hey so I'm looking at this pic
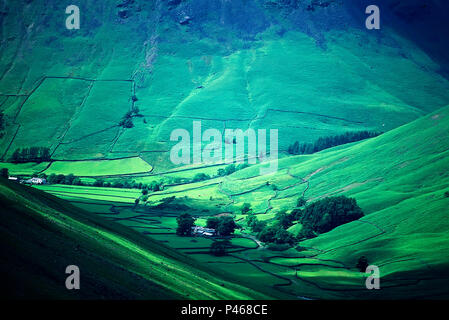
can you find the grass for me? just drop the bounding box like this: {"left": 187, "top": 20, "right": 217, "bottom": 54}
{"left": 2, "top": 5, "right": 449, "bottom": 170}
{"left": 0, "top": 178, "right": 273, "bottom": 299}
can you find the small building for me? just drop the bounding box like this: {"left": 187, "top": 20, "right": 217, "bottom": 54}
{"left": 8, "top": 176, "right": 18, "bottom": 181}
{"left": 179, "top": 15, "right": 191, "bottom": 25}
{"left": 191, "top": 226, "right": 216, "bottom": 237}
{"left": 25, "top": 177, "right": 47, "bottom": 185}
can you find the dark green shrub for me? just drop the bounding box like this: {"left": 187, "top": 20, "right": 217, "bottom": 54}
{"left": 0, "top": 168, "right": 8, "bottom": 178}
{"left": 210, "top": 240, "right": 231, "bottom": 256}
{"left": 176, "top": 213, "right": 195, "bottom": 236}
{"left": 299, "top": 196, "right": 364, "bottom": 234}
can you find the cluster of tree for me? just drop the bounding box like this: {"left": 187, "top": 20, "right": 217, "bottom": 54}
{"left": 217, "top": 163, "right": 249, "bottom": 177}
{"left": 259, "top": 209, "right": 296, "bottom": 246}
{"left": 145, "top": 180, "right": 164, "bottom": 191}
{"left": 92, "top": 178, "right": 163, "bottom": 190}
{"left": 258, "top": 224, "right": 296, "bottom": 246}
{"left": 47, "top": 173, "right": 81, "bottom": 185}
{"left": 192, "top": 173, "right": 210, "bottom": 182}
{"left": 244, "top": 195, "right": 363, "bottom": 248}
{"left": 206, "top": 216, "right": 238, "bottom": 236}
{"left": 287, "top": 131, "right": 381, "bottom": 155}
{"left": 241, "top": 202, "right": 252, "bottom": 215}
{"left": 356, "top": 256, "right": 369, "bottom": 272}
{"left": 45, "top": 173, "right": 164, "bottom": 191}
{"left": 176, "top": 213, "right": 195, "bottom": 236}
{"left": 119, "top": 106, "right": 143, "bottom": 128}
{"left": 246, "top": 214, "right": 267, "bottom": 233}
{"left": 445, "top": 191, "right": 449, "bottom": 198}
{"left": 11, "top": 147, "right": 51, "bottom": 163}
{"left": 245, "top": 209, "right": 296, "bottom": 248}
{"left": 275, "top": 210, "right": 296, "bottom": 229}
{"left": 294, "top": 196, "right": 364, "bottom": 239}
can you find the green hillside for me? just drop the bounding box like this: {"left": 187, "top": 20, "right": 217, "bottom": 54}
{"left": 2, "top": 1, "right": 449, "bottom": 173}
{"left": 32, "top": 105, "right": 449, "bottom": 299}
{"left": 0, "top": 178, "right": 272, "bottom": 299}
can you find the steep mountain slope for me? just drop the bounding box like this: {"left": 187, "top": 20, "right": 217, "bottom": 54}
{"left": 0, "top": 178, "right": 272, "bottom": 299}
{"left": 1, "top": 0, "right": 449, "bottom": 172}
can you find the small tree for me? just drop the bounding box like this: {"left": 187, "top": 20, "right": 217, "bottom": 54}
{"left": 274, "top": 228, "right": 295, "bottom": 245}
{"left": 206, "top": 217, "right": 220, "bottom": 229}
{"left": 217, "top": 216, "right": 237, "bottom": 236}
{"left": 193, "top": 173, "right": 210, "bottom": 182}
{"left": 176, "top": 213, "right": 195, "bottom": 236}
{"left": 258, "top": 225, "right": 277, "bottom": 243}
{"left": 275, "top": 210, "right": 294, "bottom": 229}
{"left": 210, "top": 240, "right": 231, "bottom": 256}
{"left": 72, "top": 177, "right": 82, "bottom": 185}
{"left": 40, "top": 147, "right": 51, "bottom": 162}
{"left": 241, "top": 203, "right": 252, "bottom": 215}
{"left": 65, "top": 173, "right": 75, "bottom": 185}
{"left": 56, "top": 174, "right": 66, "bottom": 184}
{"left": 247, "top": 215, "right": 266, "bottom": 233}
{"left": 356, "top": 256, "right": 369, "bottom": 272}
{"left": 48, "top": 174, "right": 58, "bottom": 184}
{"left": 93, "top": 178, "right": 105, "bottom": 187}
{"left": 224, "top": 164, "right": 236, "bottom": 175}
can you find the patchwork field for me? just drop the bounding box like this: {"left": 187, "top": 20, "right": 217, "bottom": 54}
{"left": 28, "top": 105, "right": 449, "bottom": 299}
